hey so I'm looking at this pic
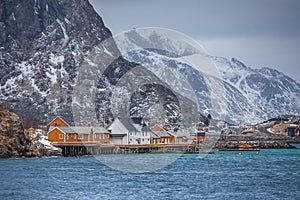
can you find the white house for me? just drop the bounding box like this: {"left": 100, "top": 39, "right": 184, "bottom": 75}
{"left": 107, "top": 117, "right": 151, "bottom": 145}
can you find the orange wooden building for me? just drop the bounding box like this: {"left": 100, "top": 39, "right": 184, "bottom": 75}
{"left": 151, "top": 124, "right": 187, "bottom": 144}
{"left": 151, "top": 125, "right": 171, "bottom": 144}
{"left": 47, "top": 117, "right": 110, "bottom": 143}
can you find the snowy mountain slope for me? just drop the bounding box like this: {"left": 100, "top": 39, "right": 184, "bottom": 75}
{"left": 0, "top": 0, "right": 299, "bottom": 127}
{"left": 0, "top": 0, "right": 119, "bottom": 124}
{"left": 120, "top": 30, "right": 300, "bottom": 124}
{"left": 213, "top": 57, "right": 300, "bottom": 122}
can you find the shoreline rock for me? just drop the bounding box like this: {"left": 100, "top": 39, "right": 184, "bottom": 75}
{"left": 0, "top": 104, "right": 61, "bottom": 158}
{"left": 216, "top": 132, "right": 294, "bottom": 149}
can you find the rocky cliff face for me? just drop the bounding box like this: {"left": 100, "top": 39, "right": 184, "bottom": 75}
{"left": 0, "top": 0, "right": 204, "bottom": 129}
{"left": 0, "top": 103, "right": 29, "bottom": 157}
{"left": 0, "top": 0, "right": 120, "bottom": 124}
{"left": 0, "top": 103, "right": 60, "bottom": 158}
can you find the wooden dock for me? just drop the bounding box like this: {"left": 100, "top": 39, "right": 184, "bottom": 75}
{"left": 51, "top": 142, "right": 198, "bottom": 156}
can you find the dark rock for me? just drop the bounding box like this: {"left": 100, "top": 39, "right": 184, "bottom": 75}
{"left": 0, "top": 102, "right": 61, "bottom": 158}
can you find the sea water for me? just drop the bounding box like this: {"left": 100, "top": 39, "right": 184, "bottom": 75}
{"left": 0, "top": 149, "right": 299, "bottom": 200}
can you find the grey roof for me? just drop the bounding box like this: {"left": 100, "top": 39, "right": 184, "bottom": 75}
{"left": 118, "top": 117, "right": 138, "bottom": 132}
{"left": 141, "top": 125, "right": 151, "bottom": 132}
{"left": 151, "top": 132, "right": 160, "bottom": 139}
{"left": 168, "top": 130, "right": 188, "bottom": 137}
{"left": 153, "top": 130, "right": 170, "bottom": 138}
{"left": 92, "top": 126, "right": 108, "bottom": 134}
{"left": 49, "top": 126, "right": 109, "bottom": 135}
{"left": 49, "top": 126, "right": 76, "bottom": 134}
{"left": 70, "top": 126, "right": 91, "bottom": 134}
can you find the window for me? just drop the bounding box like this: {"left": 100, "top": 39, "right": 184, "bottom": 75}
{"left": 148, "top": 139, "right": 150, "bottom": 141}
{"left": 130, "top": 138, "right": 132, "bottom": 141}
{"left": 79, "top": 135, "right": 83, "bottom": 140}
{"left": 59, "top": 134, "right": 63, "bottom": 139}
{"left": 142, "top": 139, "right": 144, "bottom": 141}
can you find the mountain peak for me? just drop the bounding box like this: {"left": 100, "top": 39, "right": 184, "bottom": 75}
{"left": 257, "top": 67, "right": 283, "bottom": 78}
{"left": 230, "top": 58, "right": 249, "bottom": 70}
{"left": 0, "top": 0, "right": 111, "bottom": 52}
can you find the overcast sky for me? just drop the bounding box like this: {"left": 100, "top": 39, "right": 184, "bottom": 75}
{"left": 90, "top": 0, "right": 300, "bottom": 82}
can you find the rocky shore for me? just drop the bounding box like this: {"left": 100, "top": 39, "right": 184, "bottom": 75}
{"left": 216, "top": 132, "right": 294, "bottom": 149}
{"left": 0, "top": 104, "right": 61, "bottom": 158}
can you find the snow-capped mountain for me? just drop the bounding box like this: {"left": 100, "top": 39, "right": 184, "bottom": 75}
{"left": 120, "top": 29, "right": 300, "bottom": 124}
{"left": 213, "top": 57, "right": 300, "bottom": 123}
{"left": 0, "top": 0, "right": 299, "bottom": 127}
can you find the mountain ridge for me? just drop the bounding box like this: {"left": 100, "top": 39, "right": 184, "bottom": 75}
{"left": 120, "top": 29, "right": 300, "bottom": 124}
{"left": 0, "top": 0, "right": 299, "bottom": 127}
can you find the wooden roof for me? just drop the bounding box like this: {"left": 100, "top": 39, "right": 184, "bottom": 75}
{"left": 92, "top": 126, "right": 109, "bottom": 134}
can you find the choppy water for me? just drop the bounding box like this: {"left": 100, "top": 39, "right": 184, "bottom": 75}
{"left": 0, "top": 149, "right": 299, "bottom": 200}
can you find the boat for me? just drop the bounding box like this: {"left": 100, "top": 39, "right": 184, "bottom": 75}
{"left": 219, "top": 144, "right": 260, "bottom": 151}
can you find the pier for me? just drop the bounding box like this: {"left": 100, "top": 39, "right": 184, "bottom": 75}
{"left": 51, "top": 142, "right": 197, "bottom": 156}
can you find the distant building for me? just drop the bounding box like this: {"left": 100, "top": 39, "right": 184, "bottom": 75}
{"left": 287, "top": 126, "right": 300, "bottom": 139}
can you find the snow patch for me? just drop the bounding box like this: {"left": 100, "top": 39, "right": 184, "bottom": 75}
{"left": 11, "top": 12, "right": 16, "bottom": 21}
{"left": 85, "top": 57, "right": 97, "bottom": 67}
{"left": 50, "top": 54, "right": 64, "bottom": 64}
{"left": 103, "top": 46, "right": 113, "bottom": 57}
{"left": 56, "top": 19, "right": 69, "bottom": 40}
{"left": 267, "top": 128, "right": 273, "bottom": 134}
{"left": 64, "top": 18, "right": 71, "bottom": 24}
{"left": 39, "top": 135, "right": 60, "bottom": 150}
{"left": 19, "top": 61, "right": 33, "bottom": 76}
{"left": 46, "top": 65, "right": 57, "bottom": 84}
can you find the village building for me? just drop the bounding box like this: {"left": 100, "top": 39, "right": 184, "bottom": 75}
{"left": 151, "top": 129, "right": 171, "bottom": 144}
{"left": 287, "top": 126, "right": 300, "bottom": 139}
{"left": 46, "top": 116, "right": 189, "bottom": 145}
{"left": 151, "top": 124, "right": 187, "bottom": 144}
{"left": 107, "top": 117, "right": 152, "bottom": 145}
{"left": 47, "top": 117, "right": 110, "bottom": 143}
{"left": 166, "top": 130, "right": 188, "bottom": 143}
